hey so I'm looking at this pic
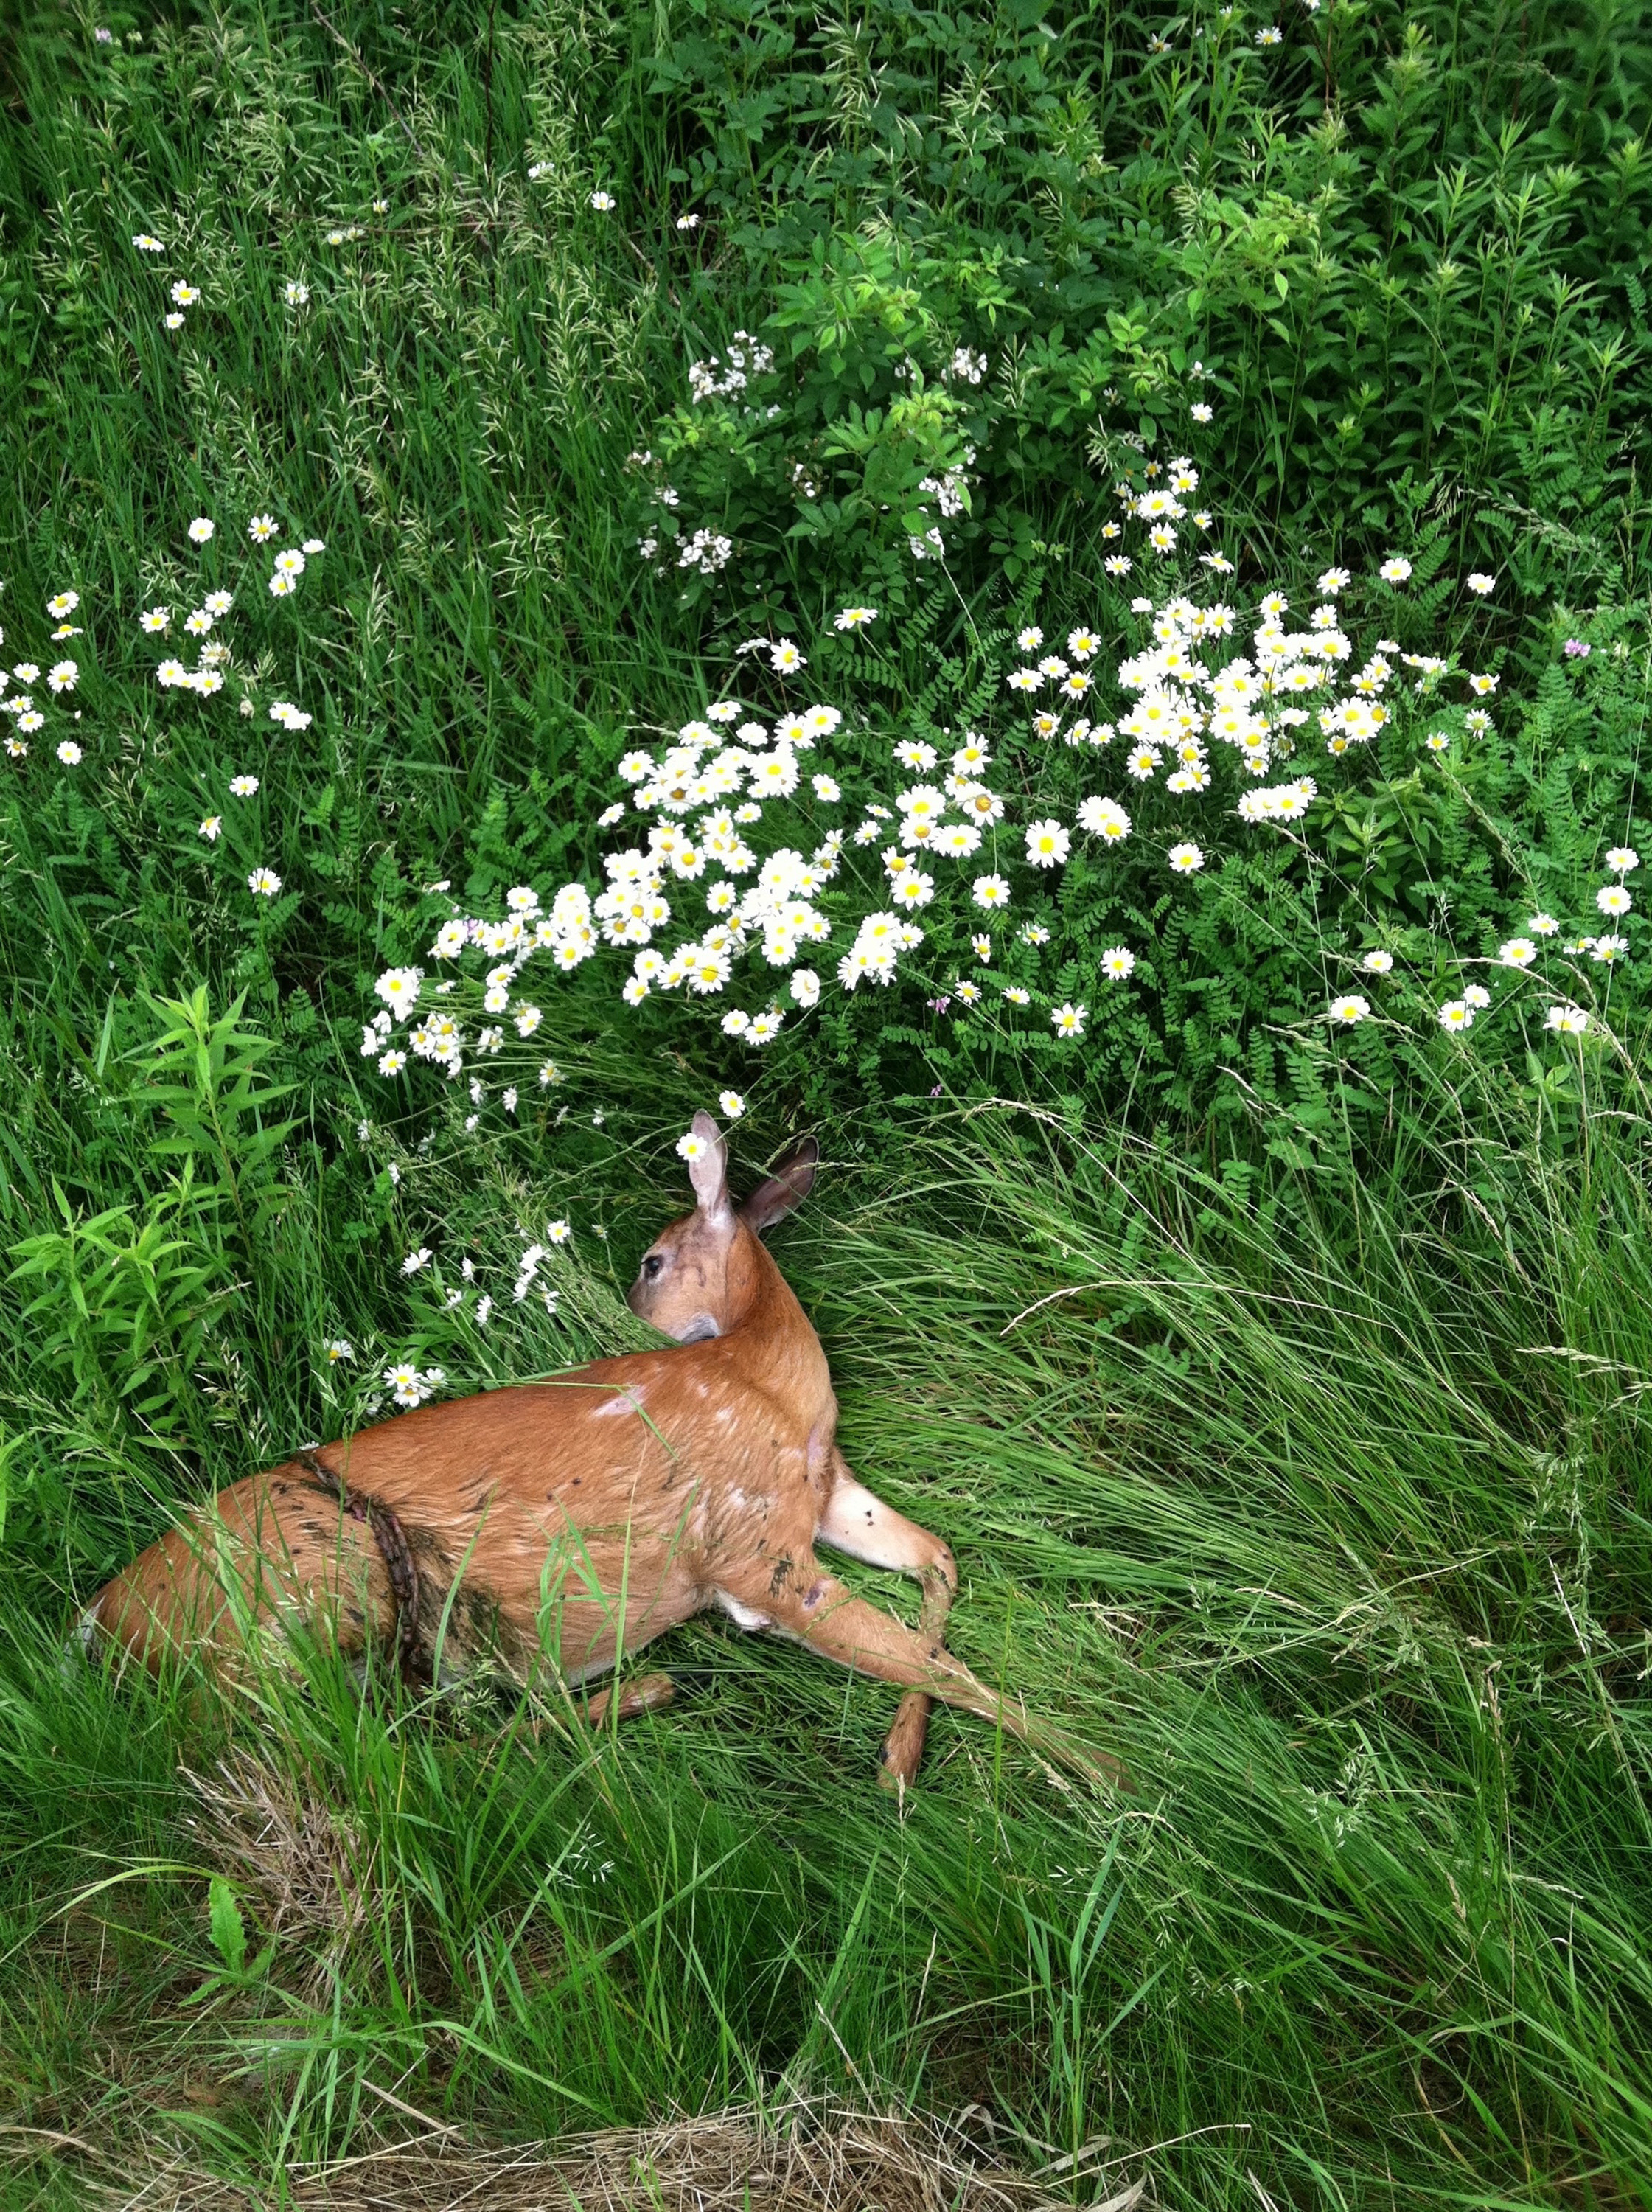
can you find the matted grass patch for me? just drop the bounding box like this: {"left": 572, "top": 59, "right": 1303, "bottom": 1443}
{"left": 12, "top": 2101, "right": 1126, "bottom": 2212}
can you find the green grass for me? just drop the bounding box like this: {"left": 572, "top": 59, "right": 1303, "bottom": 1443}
{"left": 2, "top": 4, "right": 1652, "bottom": 2207}
{"left": 6, "top": 1101, "right": 1652, "bottom": 2205}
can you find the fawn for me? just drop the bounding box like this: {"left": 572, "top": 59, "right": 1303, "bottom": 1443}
{"left": 85, "top": 1113, "right": 1104, "bottom": 1790}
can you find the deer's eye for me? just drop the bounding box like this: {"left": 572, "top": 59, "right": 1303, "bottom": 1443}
{"left": 642, "top": 1253, "right": 665, "bottom": 1280}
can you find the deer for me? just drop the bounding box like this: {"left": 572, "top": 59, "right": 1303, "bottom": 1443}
{"left": 82, "top": 1112, "right": 1109, "bottom": 1792}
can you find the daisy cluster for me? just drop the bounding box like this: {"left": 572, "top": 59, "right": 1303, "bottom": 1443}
{"left": 1001, "top": 530, "right": 1465, "bottom": 835}
{"left": 248, "top": 512, "right": 326, "bottom": 600}
{"left": 135, "top": 220, "right": 375, "bottom": 330}
{"left": 363, "top": 510, "right": 1511, "bottom": 1086}
{"left": 151, "top": 572, "right": 238, "bottom": 698}
{"left": 383, "top": 1360, "right": 447, "bottom": 1408}
{"left": 146, "top": 515, "right": 325, "bottom": 713}
{"left": 1328, "top": 848, "right": 1638, "bottom": 1040}
{"left": 1, "top": 588, "right": 88, "bottom": 766}
{"left": 3, "top": 518, "right": 324, "bottom": 894}
{"left": 324, "top": 1212, "right": 587, "bottom": 1408}
{"left": 6, "top": 549, "right": 317, "bottom": 787}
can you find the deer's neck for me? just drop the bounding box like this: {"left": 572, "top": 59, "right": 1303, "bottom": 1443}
{"left": 719, "top": 1229, "right": 833, "bottom": 1420}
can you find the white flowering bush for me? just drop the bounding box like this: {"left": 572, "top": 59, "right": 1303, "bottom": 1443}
{"left": 365, "top": 466, "right": 1645, "bottom": 1119}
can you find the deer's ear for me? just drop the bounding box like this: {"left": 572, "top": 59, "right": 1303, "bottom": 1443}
{"left": 740, "top": 1136, "right": 819, "bottom": 1235}
{"left": 688, "top": 1110, "right": 731, "bottom": 1220}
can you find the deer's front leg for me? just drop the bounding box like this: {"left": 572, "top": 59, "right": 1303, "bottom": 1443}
{"left": 818, "top": 1450, "right": 956, "bottom": 1792}
{"left": 723, "top": 1557, "right": 1110, "bottom": 1787}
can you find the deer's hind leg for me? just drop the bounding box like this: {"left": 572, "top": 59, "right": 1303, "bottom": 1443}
{"left": 90, "top": 1469, "right": 395, "bottom": 1680}
{"left": 818, "top": 1455, "right": 957, "bottom": 1790}
{"left": 583, "top": 1672, "right": 676, "bottom": 1725}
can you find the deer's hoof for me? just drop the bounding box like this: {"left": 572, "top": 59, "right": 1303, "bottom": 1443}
{"left": 876, "top": 1756, "right": 913, "bottom": 1801}
{"left": 619, "top": 1670, "right": 676, "bottom": 1719}
{"left": 877, "top": 1697, "right": 929, "bottom": 1795}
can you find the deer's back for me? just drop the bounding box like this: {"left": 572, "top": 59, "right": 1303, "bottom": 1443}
{"left": 311, "top": 1343, "right": 825, "bottom": 1596}
{"left": 92, "top": 1339, "right": 833, "bottom": 1677}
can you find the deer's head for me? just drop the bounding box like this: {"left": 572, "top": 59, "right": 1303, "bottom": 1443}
{"left": 627, "top": 1112, "right": 818, "bottom": 1343}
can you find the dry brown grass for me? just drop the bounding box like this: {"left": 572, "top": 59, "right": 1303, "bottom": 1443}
{"left": 178, "top": 1752, "right": 376, "bottom": 1991}
{"left": 26, "top": 2100, "right": 1149, "bottom": 2212}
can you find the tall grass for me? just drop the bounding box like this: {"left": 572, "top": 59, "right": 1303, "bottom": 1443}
{"left": 5, "top": 1073, "right": 1651, "bottom": 2205}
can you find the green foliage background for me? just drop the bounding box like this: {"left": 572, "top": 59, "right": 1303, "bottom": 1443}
{"left": 1, "top": 4, "right": 1651, "bottom": 2206}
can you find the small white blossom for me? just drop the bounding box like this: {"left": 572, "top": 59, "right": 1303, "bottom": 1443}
{"left": 1024, "top": 818, "right": 1070, "bottom": 869}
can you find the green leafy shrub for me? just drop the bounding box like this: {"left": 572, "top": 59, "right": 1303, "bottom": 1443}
{"left": 633, "top": 0, "right": 1652, "bottom": 631}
